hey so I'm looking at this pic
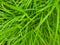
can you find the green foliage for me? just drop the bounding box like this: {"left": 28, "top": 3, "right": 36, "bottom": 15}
{"left": 0, "top": 0, "right": 60, "bottom": 45}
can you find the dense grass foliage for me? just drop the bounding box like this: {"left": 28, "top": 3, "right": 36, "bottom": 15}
{"left": 0, "top": 0, "right": 60, "bottom": 45}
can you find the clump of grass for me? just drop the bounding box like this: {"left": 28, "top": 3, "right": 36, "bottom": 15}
{"left": 0, "top": 0, "right": 60, "bottom": 45}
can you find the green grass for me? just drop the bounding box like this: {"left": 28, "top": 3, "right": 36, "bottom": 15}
{"left": 0, "top": 0, "right": 60, "bottom": 45}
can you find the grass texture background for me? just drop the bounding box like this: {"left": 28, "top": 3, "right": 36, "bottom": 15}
{"left": 0, "top": 0, "right": 60, "bottom": 45}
